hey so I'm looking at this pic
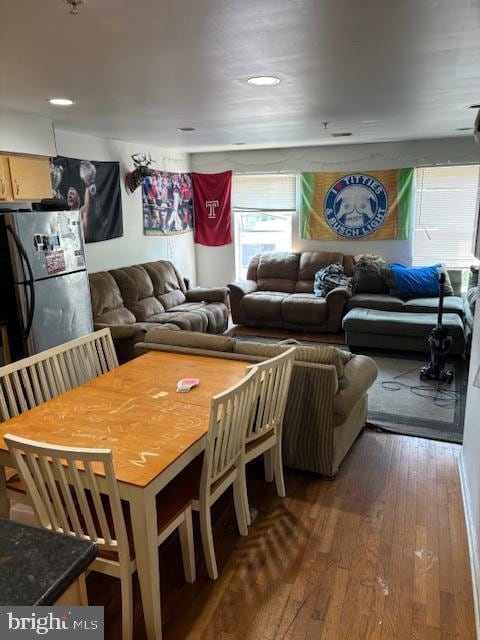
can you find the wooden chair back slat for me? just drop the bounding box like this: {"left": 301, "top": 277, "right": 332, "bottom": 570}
{"left": 202, "top": 368, "right": 259, "bottom": 489}
{"left": 5, "top": 434, "right": 128, "bottom": 555}
{"left": 36, "top": 361, "right": 52, "bottom": 402}
{"left": 246, "top": 347, "right": 296, "bottom": 442}
{"left": 53, "top": 458, "right": 84, "bottom": 538}
{"left": 0, "top": 329, "right": 117, "bottom": 422}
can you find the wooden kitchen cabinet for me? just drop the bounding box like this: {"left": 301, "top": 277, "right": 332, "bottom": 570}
{"left": 7, "top": 155, "right": 52, "bottom": 200}
{"left": 0, "top": 156, "right": 13, "bottom": 200}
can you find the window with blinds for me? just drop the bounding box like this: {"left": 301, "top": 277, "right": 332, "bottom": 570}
{"left": 413, "top": 165, "right": 480, "bottom": 269}
{"left": 232, "top": 174, "right": 297, "bottom": 279}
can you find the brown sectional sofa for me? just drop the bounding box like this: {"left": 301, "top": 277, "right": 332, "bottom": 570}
{"left": 89, "top": 260, "right": 229, "bottom": 360}
{"left": 228, "top": 251, "right": 354, "bottom": 333}
{"left": 134, "top": 329, "right": 378, "bottom": 477}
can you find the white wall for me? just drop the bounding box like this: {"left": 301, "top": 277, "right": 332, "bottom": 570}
{"left": 0, "top": 110, "right": 196, "bottom": 283}
{"left": 55, "top": 130, "right": 195, "bottom": 281}
{"left": 0, "top": 110, "right": 56, "bottom": 157}
{"left": 192, "top": 136, "right": 480, "bottom": 286}
{"left": 461, "top": 295, "right": 480, "bottom": 633}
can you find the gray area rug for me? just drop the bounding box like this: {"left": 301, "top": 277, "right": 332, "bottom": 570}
{"left": 364, "top": 352, "right": 467, "bottom": 444}
{"left": 231, "top": 335, "right": 468, "bottom": 443}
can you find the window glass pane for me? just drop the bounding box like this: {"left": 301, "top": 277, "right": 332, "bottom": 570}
{"left": 413, "top": 165, "right": 480, "bottom": 269}
{"left": 232, "top": 174, "right": 296, "bottom": 279}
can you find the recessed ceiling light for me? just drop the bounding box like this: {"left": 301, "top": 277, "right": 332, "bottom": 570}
{"left": 455, "top": 127, "right": 473, "bottom": 131}
{"left": 247, "top": 76, "right": 281, "bottom": 86}
{"left": 331, "top": 132, "right": 352, "bottom": 138}
{"left": 48, "top": 98, "right": 74, "bottom": 106}
{"left": 176, "top": 127, "right": 196, "bottom": 132}
{"left": 361, "top": 120, "right": 378, "bottom": 124}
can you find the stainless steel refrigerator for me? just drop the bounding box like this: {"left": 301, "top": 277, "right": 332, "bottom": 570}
{"left": 0, "top": 210, "right": 93, "bottom": 360}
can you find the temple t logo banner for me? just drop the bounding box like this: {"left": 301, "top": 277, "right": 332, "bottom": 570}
{"left": 192, "top": 171, "right": 232, "bottom": 246}
{"left": 301, "top": 168, "right": 414, "bottom": 240}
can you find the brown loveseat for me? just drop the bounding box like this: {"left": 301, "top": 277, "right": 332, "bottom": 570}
{"left": 134, "top": 329, "right": 378, "bottom": 477}
{"left": 89, "top": 260, "right": 229, "bottom": 360}
{"left": 228, "top": 251, "right": 354, "bottom": 333}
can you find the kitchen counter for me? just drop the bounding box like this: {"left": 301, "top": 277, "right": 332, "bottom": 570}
{"left": 0, "top": 518, "right": 97, "bottom": 606}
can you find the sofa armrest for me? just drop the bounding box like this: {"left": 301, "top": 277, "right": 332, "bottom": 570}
{"left": 334, "top": 355, "right": 378, "bottom": 425}
{"left": 227, "top": 280, "right": 258, "bottom": 323}
{"left": 185, "top": 286, "right": 229, "bottom": 306}
{"left": 325, "top": 287, "right": 352, "bottom": 332}
{"left": 94, "top": 322, "right": 147, "bottom": 342}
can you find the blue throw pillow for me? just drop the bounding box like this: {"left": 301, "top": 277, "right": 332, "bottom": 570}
{"left": 390, "top": 263, "right": 441, "bottom": 297}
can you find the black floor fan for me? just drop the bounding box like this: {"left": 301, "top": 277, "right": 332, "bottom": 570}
{"left": 420, "top": 271, "right": 454, "bottom": 383}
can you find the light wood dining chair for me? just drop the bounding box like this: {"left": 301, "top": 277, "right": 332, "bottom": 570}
{"left": 172, "top": 367, "right": 259, "bottom": 580}
{"left": 4, "top": 434, "right": 196, "bottom": 640}
{"left": 243, "top": 347, "right": 296, "bottom": 524}
{"left": 0, "top": 329, "right": 118, "bottom": 422}
{"left": 0, "top": 329, "right": 118, "bottom": 511}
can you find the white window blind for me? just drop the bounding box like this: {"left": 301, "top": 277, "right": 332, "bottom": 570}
{"left": 232, "top": 174, "right": 297, "bottom": 211}
{"left": 232, "top": 174, "right": 297, "bottom": 279}
{"left": 414, "top": 165, "right": 480, "bottom": 268}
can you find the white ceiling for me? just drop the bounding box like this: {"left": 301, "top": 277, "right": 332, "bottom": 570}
{"left": 1, "top": 0, "right": 479, "bottom": 152}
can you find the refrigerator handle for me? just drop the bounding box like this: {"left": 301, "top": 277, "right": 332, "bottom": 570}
{"left": 6, "top": 224, "right": 36, "bottom": 339}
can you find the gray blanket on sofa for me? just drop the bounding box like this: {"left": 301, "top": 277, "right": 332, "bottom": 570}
{"left": 314, "top": 262, "right": 352, "bottom": 298}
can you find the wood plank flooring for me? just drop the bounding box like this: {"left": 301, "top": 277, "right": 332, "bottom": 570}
{"left": 87, "top": 428, "right": 476, "bottom": 639}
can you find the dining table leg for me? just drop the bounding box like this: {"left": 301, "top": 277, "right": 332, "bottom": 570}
{"left": 128, "top": 485, "right": 162, "bottom": 640}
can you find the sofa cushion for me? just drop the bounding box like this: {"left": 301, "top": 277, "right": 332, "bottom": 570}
{"left": 89, "top": 272, "right": 136, "bottom": 325}
{"left": 142, "top": 261, "right": 187, "bottom": 308}
{"left": 168, "top": 302, "right": 207, "bottom": 313}
{"left": 154, "top": 311, "right": 208, "bottom": 332}
{"left": 167, "top": 302, "right": 227, "bottom": 334}
{"left": 142, "top": 260, "right": 187, "bottom": 294}
{"left": 158, "top": 290, "right": 186, "bottom": 310}
{"left": 256, "top": 252, "right": 299, "bottom": 293}
{"left": 241, "top": 292, "right": 290, "bottom": 321}
{"left": 233, "top": 342, "right": 347, "bottom": 377}
{"left": 195, "top": 302, "right": 229, "bottom": 334}
{"left": 281, "top": 293, "right": 328, "bottom": 326}
{"left": 110, "top": 265, "right": 165, "bottom": 321}
{"left": 143, "top": 328, "right": 236, "bottom": 352}
{"left": 404, "top": 296, "right": 464, "bottom": 317}
{"left": 295, "top": 251, "right": 347, "bottom": 293}
{"left": 347, "top": 293, "right": 405, "bottom": 312}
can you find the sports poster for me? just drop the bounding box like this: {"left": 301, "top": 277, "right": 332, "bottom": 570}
{"left": 50, "top": 156, "right": 123, "bottom": 244}
{"left": 142, "top": 172, "right": 193, "bottom": 235}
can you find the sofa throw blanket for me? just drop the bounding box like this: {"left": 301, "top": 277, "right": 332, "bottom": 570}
{"left": 314, "top": 262, "right": 352, "bottom": 298}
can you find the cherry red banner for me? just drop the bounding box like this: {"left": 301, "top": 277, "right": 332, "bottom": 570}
{"left": 192, "top": 171, "right": 232, "bottom": 246}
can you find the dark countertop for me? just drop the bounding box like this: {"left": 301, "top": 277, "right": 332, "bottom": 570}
{"left": 0, "top": 518, "right": 97, "bottom": 606}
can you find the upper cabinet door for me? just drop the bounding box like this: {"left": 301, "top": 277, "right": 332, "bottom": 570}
{"left": 8, "top": 155, "right": 53, "bottom": 200}
{"left": 0, "top": 156, "right": 13, "bottom": 200}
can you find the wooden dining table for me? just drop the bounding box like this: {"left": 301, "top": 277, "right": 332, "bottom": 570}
{"left": 0, "top": 350, "right": 251, "bottom": 640}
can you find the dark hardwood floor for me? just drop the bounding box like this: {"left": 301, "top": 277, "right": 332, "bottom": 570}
{"left": 87, "top": 428, "right": 476, "bottom": 639}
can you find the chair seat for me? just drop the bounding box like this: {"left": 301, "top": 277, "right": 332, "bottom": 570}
{"left": 168, "top": 455, "right": 236, "bottom": 503}
{"left": 245, "top": 429, "right": 276, "bottom": 455}
{"left": 6, "top": 472, "right": 192, "bottom": 563}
